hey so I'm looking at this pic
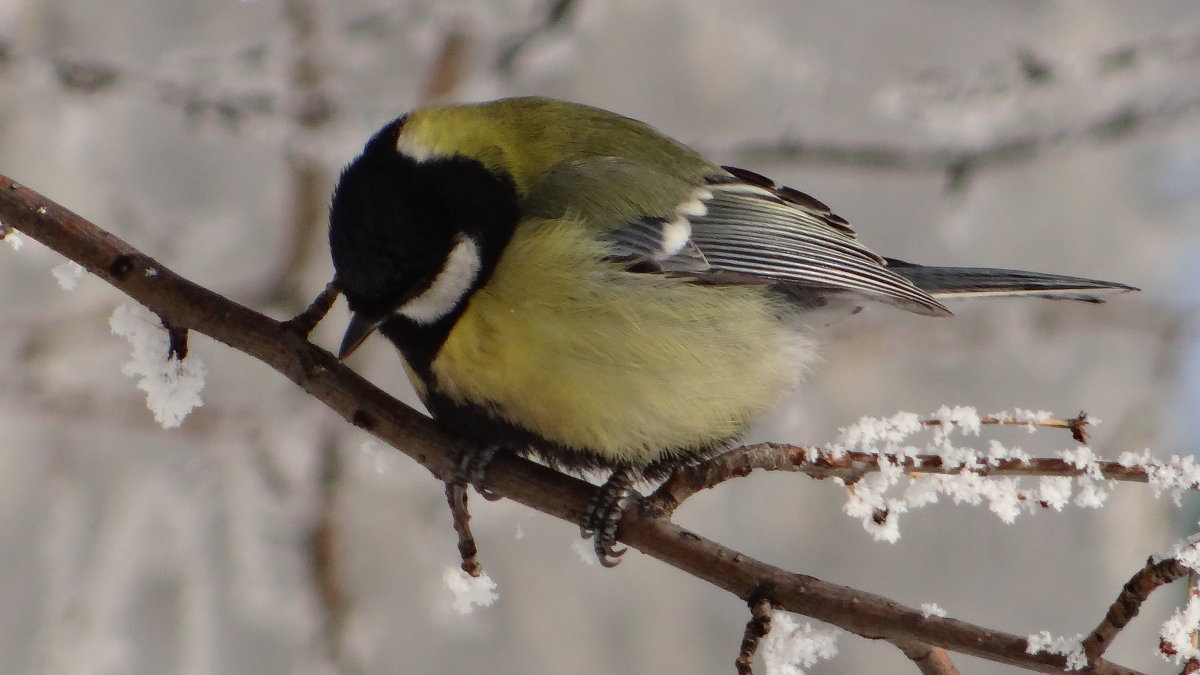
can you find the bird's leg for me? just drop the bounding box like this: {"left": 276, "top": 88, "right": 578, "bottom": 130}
{"left": 444, "top": 444, "right": 508, "bottom": 578}
{"left": 580, "top": 465, "right": 640, "bottom": 567}
{"left": 451, "top": 443, "right": 507, "bottom": 501}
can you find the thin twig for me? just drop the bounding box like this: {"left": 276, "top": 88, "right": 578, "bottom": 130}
{"left": 165, "top": 322, "right": 189, "bottom": 360}
{"left": 446, "top": 482, "right": 484, "bottom": 577}
{"left": 645, "top": 442, "right": 1180, "bottom": 520}
{"left": 920, "top": 412, "right": 1090, "bottom": 444}
{"left": 736, "top": 597, "right": 774, "bottom": 675}
{"left": 283, "top": 282, "right": 339, "bottom": 338}
{"left": 1083, "top": 556, "right": 1191, "bottom": 663}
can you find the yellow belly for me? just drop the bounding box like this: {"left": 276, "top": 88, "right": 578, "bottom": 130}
{"left": 429, "top": 217, "right": 817, "bottom": 464}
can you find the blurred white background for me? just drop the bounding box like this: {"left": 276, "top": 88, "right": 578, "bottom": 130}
{"left": 1, "top": 1, "right": 1197, "bottom": 673}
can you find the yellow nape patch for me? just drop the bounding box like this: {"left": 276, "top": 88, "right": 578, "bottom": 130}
{"left": 430, "top": 217, "right": 817, "bottom": 464}
{"left": 396, "top": 98, "right": 716, "bottom": 197}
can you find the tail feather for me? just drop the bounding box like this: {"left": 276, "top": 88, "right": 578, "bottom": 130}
{"left": 886, "top": 260, "right": 1138, "bottom": 303}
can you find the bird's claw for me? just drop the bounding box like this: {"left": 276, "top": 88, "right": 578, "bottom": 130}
{"left": 580, "top": 466, "right": 639, "bottom": 567}
{"left": 452, "top": 444, "right": 505, "bottom": 498}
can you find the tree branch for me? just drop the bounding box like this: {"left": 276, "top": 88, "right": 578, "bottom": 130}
{"left": 735, "top": 597, "right": 773, "bottom": 675}
{"left": 644, "top": 442, "right": 1193, "bottom": 520}
{"left": 1083, "top": 556, "right": 1192, "bottom": 663}
{"left": 0, "top": 174, "right": 1149, "bottom": 674}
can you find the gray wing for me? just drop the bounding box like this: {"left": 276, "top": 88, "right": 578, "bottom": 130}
{"left": 528, "top": 157, "right": 951, "bottom": 316}
{"left": 685, "top": 166, "right": 950, "bottom": 316}
{"left": 600, "top": 164, "right": 950, "bottom": 316}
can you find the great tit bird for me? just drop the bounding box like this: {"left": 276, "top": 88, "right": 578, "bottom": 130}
{"left": 328, "top": 96, "right": 1135, "bottom": 565}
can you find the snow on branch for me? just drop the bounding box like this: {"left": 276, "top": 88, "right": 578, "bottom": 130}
{"left": 760, "top": 610, "right": 841, "bottom": 675}
{"left": 109, "top": 303, "right": 206, "bottom": 428}
{"left": 648, "top": 408, "right": 1198, "bottom": 544}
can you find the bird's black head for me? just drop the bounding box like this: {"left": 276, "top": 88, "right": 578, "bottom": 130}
{"left": 329, "top": 117, "right": 520, "bottom": 362}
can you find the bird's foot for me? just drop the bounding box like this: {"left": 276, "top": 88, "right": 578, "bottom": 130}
{"left": 580, "top": 466, "right": 640, "bottom": 567}
{"left": 452, "top": 443, "right": 506, "bottom": 501}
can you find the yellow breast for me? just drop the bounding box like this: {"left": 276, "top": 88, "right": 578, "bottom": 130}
{"left": 427, "top": 216, "right": 817, "bottom": 464}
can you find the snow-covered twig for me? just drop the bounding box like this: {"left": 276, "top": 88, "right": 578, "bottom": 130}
{"left": 647, "top": 438, "right": 1192, "bottom": 522}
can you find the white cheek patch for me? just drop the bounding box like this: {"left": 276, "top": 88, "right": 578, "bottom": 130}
{"left": 398, "top": 236, "right": 482, "bottom": 325}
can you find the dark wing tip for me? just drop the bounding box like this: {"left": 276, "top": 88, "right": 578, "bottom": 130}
{"left": 886, "top": 262, "right": 1140, "bottom": 303}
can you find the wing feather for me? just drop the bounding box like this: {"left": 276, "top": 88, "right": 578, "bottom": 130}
{"left": 686, "top": 171, "right": 949, "bottom": 316}
{"left": 525, "top": 157, "right": 950, "bottom": 316}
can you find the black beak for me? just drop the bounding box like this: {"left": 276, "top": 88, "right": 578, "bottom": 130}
{"left": 338, "top": 312, "right": 382, "bottom": 360}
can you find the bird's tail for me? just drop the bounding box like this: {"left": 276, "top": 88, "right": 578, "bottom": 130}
{"left": 886, "top": 259, "right": 1139, "bottom": 303}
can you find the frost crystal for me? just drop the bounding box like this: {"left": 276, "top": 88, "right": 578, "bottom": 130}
{"left": 442, "top": 567, "right": 498, "bottom": 615}
{"left": 1116, "top": 449, "right": 1151, "bottom": 468}
{"left": 762, "top": 611, "right": 840, "bottom": 675}
{"left": 934, "top": 405, "right": 981, "bottom": 435}
{"left": 1037, "top": 477, "right": 1073, "bottom": 511}
{"left": 832, "top": 411, "right": 922, "bottom": 455}
{"left": 52, "top": 261, "right": 85, "bottom": 290}
{"left": 982, "top": 477, "right": 1022, "bottom": 523}
{"left": 1121, "top": 453, "right": 1200, "bottom": 506}
{"left": 4, "top": 230, "right": 24, "bottom": 250}
{"left": 1159, "top": 595, "right": 1200, "bottom": 664}
{"left": 920, "top": 603, "right": 947, "bottom": 618}
{"left": 1059, "top": 446, "right": 1098, "bottom": 473}
{"left": 1026, "top": 630, "right": 1087, "bottom": 670}
{"left": 843, "top": 464, "right": 906, "bottom": 543}
{"left": 1012, "top": 408, "right": 1055, "bottom": 432}
{"left": 986, "top": 439, "right": 1025, "bottom": 465}
{"left": 901, "top": 475, "right": 941, "bottom": 509}
{"left": 1160, "top": 532, "right": 1200, "bottom": 572}
{"left": 1178, "top": 539, "right": 1200, "bottom": 572}
{"left": 109, "top": 304, "right": 206, "bottom": 428}
{"left": 1073, "top": 477, "right": 1110, "bottom": 509}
